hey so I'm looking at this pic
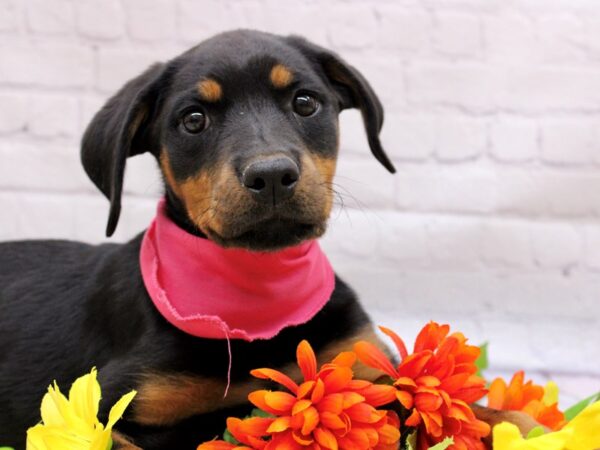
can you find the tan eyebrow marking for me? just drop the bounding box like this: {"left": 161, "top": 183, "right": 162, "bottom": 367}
{"left": 197, "top": 79, "right": 222, "bottom": 102}
{"left": 270, "top": 64, "right": 294, "bottom": 89}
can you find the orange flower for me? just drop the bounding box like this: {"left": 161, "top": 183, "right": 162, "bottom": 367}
{"left": 487, "top": 371, "right": 566, "bottom": 431}
{"left": 198, "top": 340, "right": 400, "bottom": 450}
{"left": 354, "top": 322, "right": 490, "bottom": 450}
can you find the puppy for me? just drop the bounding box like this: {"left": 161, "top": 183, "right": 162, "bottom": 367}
{"left": 0, "top": 30, "right": 537, "bottom": 450}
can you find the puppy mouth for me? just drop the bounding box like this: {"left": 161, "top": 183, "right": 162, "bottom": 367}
{"left": 208, "top": 218, "right": 327, "bottom": 251}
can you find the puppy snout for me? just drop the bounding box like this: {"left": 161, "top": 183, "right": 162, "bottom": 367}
{"left": 241, "top": 157, "right": 299, "bottom": 206}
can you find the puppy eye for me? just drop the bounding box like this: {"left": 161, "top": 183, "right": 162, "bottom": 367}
{"left": 181, "top": 110, "right": 207, "bottom": 134}
{"left": 293, "top": 93, "right": 319, "bottom": 117}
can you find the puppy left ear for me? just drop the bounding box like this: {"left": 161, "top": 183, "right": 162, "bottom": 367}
{"left": 81, "top": 62, "right": 167, "bottom": 237}
{"left": 286, "top": 36, "right": 395, "bottom": 174}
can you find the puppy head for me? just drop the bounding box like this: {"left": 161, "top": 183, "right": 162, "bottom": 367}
{"left": 81, "top": 30, "right": 394, "bottom": 251}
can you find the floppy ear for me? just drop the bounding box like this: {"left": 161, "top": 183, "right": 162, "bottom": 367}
{"left": 286, "top": 36, "right": 395, "bottom": 174}
{"left": 81, "top": 62, "right": 166, "bottom": 237}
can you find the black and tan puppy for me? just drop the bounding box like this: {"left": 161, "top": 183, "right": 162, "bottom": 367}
{"left": 0, "top": 30, "right": 536, "bottom": 450}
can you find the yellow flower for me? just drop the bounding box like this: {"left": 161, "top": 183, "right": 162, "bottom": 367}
{"left": 493, "top": 400, "right": 600, "bottom": 450}
{"left": 26, "top": 368, "right": 136, "bottom": 450}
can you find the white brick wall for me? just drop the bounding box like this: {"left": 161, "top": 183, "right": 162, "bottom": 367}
{"left": 1, "top": 0, "right": 599, "bottom": 406}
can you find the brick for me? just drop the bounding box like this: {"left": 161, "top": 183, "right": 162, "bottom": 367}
{"left": 327, "top": 4, "right": 378, "bottom": 50}
{"left": 381, "top": 114, "right": 435, "bottom": 161}
{"left": 425, "top": 216, "right": 483, "bottom": 269}
{"left": 584, "top": 225, "right": 600, "bottom": 270}
{"left": 495, "top": 170, "right": 600, "bottom": 217}
{"left": 79, "top": 95, "right": 107, "bottom": 134}
{"left": 0, "top": 93, "right": 27, "bottom": 133}
{"left": 0, "top": 141, "right": 90, "bottom": 192}
{"left": 178, "top": 0, "right": 246, "bottom": 44}
{"left": 237, "top": 3, "right": 329, "bottom": 47}
{"left": 0, "top": 0, "right": 18, "bottom": 31}
{"left": 123, "top": 0, "right": 175, "bottom": 42}
{"left": 122, "top": 153, "right": 163, "bottom": 197}
{"left": 490, "top": 117, "right": 538, "bottom": 163}
{"left": 432, "top": 12, "right": 482, "bottom": 58}
{"left": 584, "top": 18, "right": 600, "bottom": 60}
{"left": 75, "top": 0, "right": 124, "bottom": 40}
{"left": 338, "top": 109, "right": 367, "bottom": 156}
{"left": 497, "top": 67, "right": 600, "bottom": 112}
{"left": 321, "top": 208, "right": 380, "bottom": 260}
{"left": 116, "top": 195, "right": 159, "bottom": 239}
{"left": 537, "top": 15, "right": 586, "bottom": 63}
{"left": 333, "top": 158, "right": 395, "bottom": 209}
{"left": 480, "top": 219, "right": 533, "bottom": 268}
{"left": 376, "top": 212, "right": 429, "bottom": 265}
{"left": 349, "top": 56, "right": 405, "bottom": 110}
{"left": 28, "top": 94, "right": 79, "bottom": 138}
{"left": 481, "top": 316, "right": 600, "bottom": 373}
{"left": 435, "top": 116, "right": 486, "bottom": 161}
{"left": 375, "top": 6, "right": 430, "bottom": 53}
{"left": 531, "top": 222, "right": 582, "bottom": 268}
{"left": 0, "top": 192, "right": 76, "bottom": 240}
{"left": 483, "top": 14, "right": 537, "bottom": 63}
{"left": 0, "top": 43, "right": 94, "bottom": 87}
{"left": 25, "top": 0, "right": 74, "bottom": 35}
{"left": 541, "top": 119, "right": 599, "bottom": 165}
{"left": 395, "top": 166, "right": 498, "bottom": 214}
{"left": 406, "top": 63, "right": 497, "bottom": 112}
{"left": 96, "top": 48, "right": 161, "bottom": 92}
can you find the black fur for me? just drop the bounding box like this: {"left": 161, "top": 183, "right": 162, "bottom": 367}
{"left": 0, "top": 30, "right": 393, "bottom": 449}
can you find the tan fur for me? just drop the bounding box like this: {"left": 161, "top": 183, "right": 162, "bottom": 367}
{"left": 112, "top": 431, "right": 142, "bottom": 450}
{"left": 159, "top": 151, "right": 182, "bottom": 198}
{"left": 197, "top": 79, "right": 223, "bottom": 102}
{"left": 132, "top": 373, "right": 265, "bottom": 426}
{"left": 270, "top": 64, "right": 294, "bottom": 88}
{"left": 131, "top": 325, "right": 385, "bottom": 426}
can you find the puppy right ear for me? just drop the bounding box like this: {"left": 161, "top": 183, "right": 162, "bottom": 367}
{"left": 81, "top": 62, "right": 166, "bottom": 237}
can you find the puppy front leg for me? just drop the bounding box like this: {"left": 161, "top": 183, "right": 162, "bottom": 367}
{"left": 112, "top": 431, "right": 143, "bottom": 450}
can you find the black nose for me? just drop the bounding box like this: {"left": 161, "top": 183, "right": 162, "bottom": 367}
{"left": 241, "top": 157, "right": 299, "bottom": 206}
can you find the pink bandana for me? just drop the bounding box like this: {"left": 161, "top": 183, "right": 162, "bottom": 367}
{"left": 139, "top": 199, "right": 335, "bottom": 342}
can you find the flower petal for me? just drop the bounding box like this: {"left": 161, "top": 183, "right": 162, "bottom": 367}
{"left": 414, "top": 322, "right": 449, "bottom": 353}
{"left": 297, "top": 340, "right": 317, "bottom": 382}
{"left": 250, "top": 369, "right": 299, "bottom": 395}
{"left": 69, "top": 368, "right": 101, "bottom": 427}
{"left": 353, "top": 341, "right": 398, "bottom": 378}
{"left": 311, "top": 379, "right": 326, "bottom": 404}
{"left": 379, "top": 326, "right": 408, "bottom": 361}
{"left": 321, "top": 366, "right": 353, "bottom": 393}
{"left": 197, "top": 440, "right": 238, "bottom": 450}
{"left": 301, "top": 406, "right": 320, "bottom": 435}
{"left": 106, "top": 390, "right": 137, "bottom": 430}
{"left": 267, "top": 416, "right": 292, "bottom": 433}
{"left": 331, "top": 351, "right": 357, "bottom": 368}
{"left": 356, "top": 384, "right": 397, "bottom": 407}
{"left": 314, "top": 427, "right": 338, "bottom": 450}
{"left": 487, "top": 377, "right": 507, "bottom": 410}
{"left": 395, "top": 390, "right": 414, "bottom": 410}
{"left": 263, "top": 391, "right": 297, "bottom": 413}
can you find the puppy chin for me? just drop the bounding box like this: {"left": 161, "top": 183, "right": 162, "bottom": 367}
{"left": 208, "top": 219, "right": 327, "bottom": 252}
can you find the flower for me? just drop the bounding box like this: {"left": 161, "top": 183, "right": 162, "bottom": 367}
{"left": 353, "top": 322, "right": 490, "bottom": 450}
{"left": 487, "top": 371, "right": 566, "bottom": 431}
{"left": 493, "top": 399, "right": 600, "bottom": 450}
{"left": 197, "top": 340, "right": 401, "bottom": 450}
{"left": 26, "top": 368, "right": 137, "bottom": 450}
